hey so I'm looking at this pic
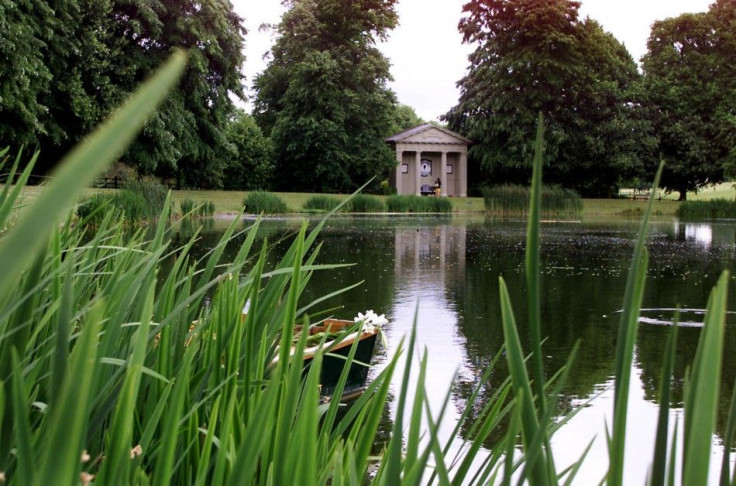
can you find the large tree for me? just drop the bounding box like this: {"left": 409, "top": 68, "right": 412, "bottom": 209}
{"left": 641, "top": 0, "right": 736, "bottom": 199}
{"left": 444, "top": 0, "right": 655, "bottom": 197}
{"left": 0, "top": 0, "right": 246, "bottom": 188}
{"left": 253, "top": 0, "right": 399, "bottom": 193}
{"left": 223, "top": 110, "right": 275, "bottom": 191}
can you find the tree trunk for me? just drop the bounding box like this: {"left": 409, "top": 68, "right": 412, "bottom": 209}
{"left": 678, "top": 186, "right": 688, "bottom": 201}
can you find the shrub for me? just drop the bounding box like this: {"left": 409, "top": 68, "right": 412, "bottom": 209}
{"left": 301, "top": 195, "right": 343, "bottom": 213}
{"left": 385, "top": 194, "right": 452, "bottom": 213}
{"left": 677, "top": 199, "right": 736, "bottom": 219}
{"left": 243, "top": 190, "right": 288, "bottom": 214}
{"left": 482, "top": 184, "right": 582, "bottom": 218}
{"left": 348, "top": 194, "right": 386, "bottom": 213}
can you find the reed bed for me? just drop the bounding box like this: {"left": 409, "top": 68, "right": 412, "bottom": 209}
{"left": 77, "top": 178, "right": 169, "bottom": 225}
{"left": 482, "top": 184, "right": 582, "bottom": 218}
{"left": 243, "top": 190, "right": 289, "bottom": 214}
{"left": 301, "top": 194, "right": 343, "bottom": 213}
{"left": 677, "top": 199, "right": 736, "bottom": 219}
{"left": 180, "top": 198, "right": 215, "bottom": 218}
{"left": 346, "top": 194, "right": 385, "bottom": 213}
{"left": 385, "top": 194, "right": 453, "bottom": 213}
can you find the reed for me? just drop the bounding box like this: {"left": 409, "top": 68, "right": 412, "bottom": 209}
{"left": 243, "top": 190, "right": 289, "bottom": 214}
{"left": 385, "top": 194, "right": 452, "bottom": 213}
{"left": 301, "top": 194, "right": 343, "bottom": 213}
{"left": 482, "top": 184, "right": 582, "bottom": 218}
{"left": 677, "top": 199, "right": 736, "bottom": 219}
{"left": 180, "top": 198, "right": 215, "bottom": 218}
{"left": 347, "top": 193, "right": 385, "bottom": 213}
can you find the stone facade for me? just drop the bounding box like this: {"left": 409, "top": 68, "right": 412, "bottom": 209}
{"left": 386, "top": 124, "right": 471, "bottom": 197}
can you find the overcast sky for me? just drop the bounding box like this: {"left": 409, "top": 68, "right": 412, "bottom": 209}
{"left": 235, "top": 0, "right": 714, "bottom": 121}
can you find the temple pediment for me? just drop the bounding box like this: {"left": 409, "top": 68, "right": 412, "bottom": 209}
{"left": 386, "top": 124, "right": 471, "bottom": 146}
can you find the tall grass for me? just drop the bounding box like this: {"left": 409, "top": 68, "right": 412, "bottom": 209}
{"left": 243, "top": 190, "right": 289, "bottom": 214}
{"left": 77, "top": 178, "right": 169, "bottom": 225}
{"left": 301, "top": 194, "right": 343, "bottom": 213}
{"left": 677, "top": 199, "right": 736, "bottom": 219}
{"left": 482, "top": 184, "right": 582, "bottom": 218}
{"left": 180, "top": 198, "right": 215, "bottom": 218}
{"left": 348, "top": 193, "right": 386, "bottom": 213}
{"left": 386, "top": 194, "right": 453, "bottom": 213}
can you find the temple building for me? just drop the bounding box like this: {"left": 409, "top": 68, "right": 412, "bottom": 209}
{"left": 386, "top": 124, "right": 471, "bottom": 197}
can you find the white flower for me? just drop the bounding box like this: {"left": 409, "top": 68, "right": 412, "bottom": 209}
{"left": 354, "top": 309, "right": 388, "bottom": 331}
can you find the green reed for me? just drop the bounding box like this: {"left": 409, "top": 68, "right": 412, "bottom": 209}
{"left": 385, "top": 194, "right": 453, "bottom": 213}
{"left": 301, "top": 194, "right": 343, "bottom": 213}
{"left": 347, "top": 193, "right": 386, "bottom": 213}
{"left": 482, "top": 184, "right": 582, "bottom": 218}
{"left": 677, "top": 199, "right": 736, "bottom": 219}
{"left": 243, "top": 190, "right": 289, "bottom": 214}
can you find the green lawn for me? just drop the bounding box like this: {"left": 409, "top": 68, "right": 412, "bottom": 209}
{"left": 12, "top": 182, "right": 735, "bottom": 219}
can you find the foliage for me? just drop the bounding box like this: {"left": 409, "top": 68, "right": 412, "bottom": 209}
{"left": 385, "top": 195, "right": 453, "bottom": 213}
{"left": 677, "top": 199, "right": 736, "bottom": 219}
{"left": 641, "top": 0, "right": 736, "bottom": 199}
{"left": 243, "top": 191, "right": 289, "bottom": 214}
{"left": 223, "top": 110, "right": 275, "bottom": 191}
{"left": 445, "top": 0, "right": 656, "bottom": 197}
{"left": 0, "top": 0, "right": 246, "bottom": 188}
{"left": 253, "top": 0, "right": 399, "bottom": 193}
{"left": 482, "top": 184, "right": 582, "bottom": 218}
{"left": 348, "top": 194, "right": 386, "bottom": 213}
{"left": 301, "top": 195, "right": 343, "bottom": 213}
{"left": 388, "top": 104, "right": 425, "bottom": 134}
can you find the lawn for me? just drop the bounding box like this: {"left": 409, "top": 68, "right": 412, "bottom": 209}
{"left": 11, "top": 182, "right": 734, "bottom": 219}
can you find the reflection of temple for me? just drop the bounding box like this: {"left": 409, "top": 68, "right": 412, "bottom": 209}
{"left": 673, "top": 222, "right": 736, "bottom": 248}
{"left": 393, "top": 225, "right": 467, "bottom": 283}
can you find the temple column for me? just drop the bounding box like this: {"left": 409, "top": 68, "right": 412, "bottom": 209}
{"left": 414, "top": 151, "right": 422, "bottom": 195}
{"left": 459, "top": 151, "right": 468, "bottom": 197}
{"left": 395, "top": 148, "right": 403, "bottom": 194}
{"left": 440, "top": 151, "right": 448, "bottom": 197}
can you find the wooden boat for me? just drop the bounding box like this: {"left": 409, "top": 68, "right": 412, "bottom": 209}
{"left": 274, "top": 318, "right": 380, "bottom": 398}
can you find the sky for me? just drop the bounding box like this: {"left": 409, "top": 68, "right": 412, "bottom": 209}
{"left": 234, "top": 0, "right": 714, "bottom": 121}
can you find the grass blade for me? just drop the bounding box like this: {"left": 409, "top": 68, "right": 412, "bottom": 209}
{"left": 683, "top": 271, "right": 729, "bottom": 485}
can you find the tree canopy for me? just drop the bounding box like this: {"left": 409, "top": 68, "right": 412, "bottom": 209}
{"left": 641, "top": 0, "right": 736, "bottom": 199}
{"left": 253, "top": 0, "right": 399, "bottom": 193}
{"left": 444, "top": 0, "right": 655, "bottom": 197}
{"left": 223, "top": 110, "right": 275, "bottom": 191}
{"left": 0, "top": 0, "right": 246, "bottom": 188}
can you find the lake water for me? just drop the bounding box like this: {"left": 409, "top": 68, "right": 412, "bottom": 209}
{"left": 177, "top": 215, "right": 736, "bottom": 484}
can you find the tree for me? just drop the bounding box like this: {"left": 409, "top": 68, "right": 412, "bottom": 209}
{"left": 389, "top": 104, "right": 425, "bottom": 134}
{"left": 641, "top": 0, "right": 736, "bottom": 199}
{"left": 444, "top": 0, "right": 654, "bottom": 197}
{"left": 0, "top": 0, "right": 246, "bottom": 188}
{"left": 253, "top": 0, "right": 399, "bottom": 193}
{"left": 223, "top": 110, "right": 275, "bottom": 190}
{"left": 0, "top": 0, "right": 53, "bottom": 149}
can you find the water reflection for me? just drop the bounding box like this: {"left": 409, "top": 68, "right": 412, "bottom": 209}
{"left": 176, "top": 215, "right": 736, "bottom": 482}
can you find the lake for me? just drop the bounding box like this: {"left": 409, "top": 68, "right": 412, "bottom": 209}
{"left": 175, "top": 214, "right": 736, "bottom": 484}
